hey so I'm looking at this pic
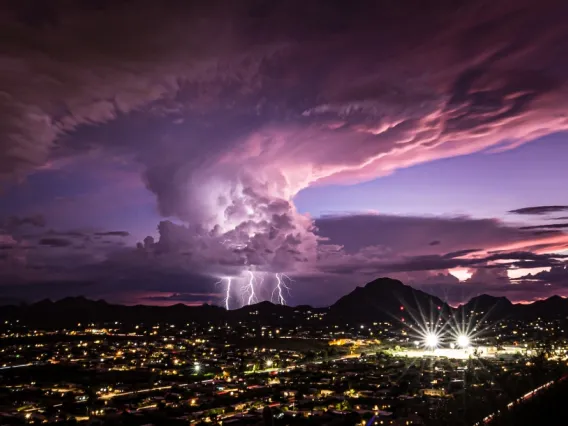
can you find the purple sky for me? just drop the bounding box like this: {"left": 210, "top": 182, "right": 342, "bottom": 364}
{"left": 1, "top": 0, "right": 568, "bottom": 307}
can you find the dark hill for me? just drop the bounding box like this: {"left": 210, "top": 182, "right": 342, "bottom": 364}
{"left": 328, "top": 277, "right": 453, "bottom": 323}
{"left": 515, "top": 295, "right": 568, "bottom": 320}
{"left": 458, "top": 294, "right": 513, "bottom": 320}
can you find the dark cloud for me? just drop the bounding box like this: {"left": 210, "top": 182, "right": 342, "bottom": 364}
{"left": 50, "top": 230, "right": 87, "bottom": 238}
{"left": 429, "top": 240, "right": 441, "bottom": 246}
{"left": 485, "top": 251, "right": 568, "bottom": 262}
{"left": 531, "top": 230, "right": 564, "bottom": 236}
{"left": 443, "top": 249, "right": 482, "bottom": 259}
{"left": 520, "top": 223, "right": 568, "bottom": 230}
{"left": 515, "top": 265, "right": 568, "bottom": 285}
{"left": 509, "top": 206, "right": 568, "bottom": 215}
{"left": 94, "top": 231, "right": 130, "bottom": 237}
{"left": 1, "top": 215, "right": 45, "bottom": 229}
{"left": 38, "top": 237, "right": 73, "bottom": 247}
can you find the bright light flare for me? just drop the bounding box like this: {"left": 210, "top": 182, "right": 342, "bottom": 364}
{"left": 265, "top": 359, "right": 273, "bottom": 367}
{"left": 424, "top": 332, "right": 439, "bottom": 349}
{"left": 457, "top": 334, "right": 470, "bottom": 348}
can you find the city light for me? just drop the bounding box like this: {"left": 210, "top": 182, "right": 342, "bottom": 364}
{"left": 424, "top": 332, "right": 439, "bottom": 349}
{"left": 266, "top": 359, "right": 273, "bottom": 367}
{"left": 194, "top": 363, "right": 201, "bottom": 373}
{"left": 457, "top": 334, "right": 470, "bottom": 348}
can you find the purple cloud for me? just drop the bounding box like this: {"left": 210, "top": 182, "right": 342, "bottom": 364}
{"left": 1, "top": 1, "right": 568, "bottom": 305}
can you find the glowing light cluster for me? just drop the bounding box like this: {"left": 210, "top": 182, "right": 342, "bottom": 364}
{"left": 420, "top": 330, "right": 472, "bottom": 350}
{"left": 397, "top": 301, "right": 481, "bottom": 351}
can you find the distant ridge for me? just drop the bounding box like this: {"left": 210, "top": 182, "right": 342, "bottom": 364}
{"left": 1, "top": 277, "right": 567, "bottom": 327}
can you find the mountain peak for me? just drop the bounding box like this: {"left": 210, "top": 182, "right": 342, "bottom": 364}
{"left": 330, "top": 276, "right": 449, "bottom": 322}
{"left": 546, "top": 295, "right": 565, "bottom": 301}
{"left": 365, "top": 277, "right": 405, "bottom": 289}
{"left": 467, "top": 294, "right": 512, "bottom": 305}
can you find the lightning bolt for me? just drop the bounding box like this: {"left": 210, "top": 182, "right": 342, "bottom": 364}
{"left": 243, "top": 270, "right": 259, "bottom": 305}
{"left": 215, "top": 277, "right": 233, "bottom": 310}
{"left": 224, "top": 277, "right": 232, "bottom": 310}
{"left": 272, "top": 273, "right": 292, "bottom": 305}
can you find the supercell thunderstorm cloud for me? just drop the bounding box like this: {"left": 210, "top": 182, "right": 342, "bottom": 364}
{"left": 147, "top": 164, "right": 319, "bottom": 308}
{"left": 1, "top": 0, "right": 568, "bottom": 307}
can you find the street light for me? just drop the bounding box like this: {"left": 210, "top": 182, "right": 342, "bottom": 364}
{"left": 457, "top": 334, "right": 470, "bottom": 348}
{"left": 424, "top": 332, "right": 439, "bottom": 349}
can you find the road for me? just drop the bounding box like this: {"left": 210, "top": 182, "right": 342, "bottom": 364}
{"left": 244, "top": 353, "right": 360, "bottom": 375}
{"left": 99, "top": 379, "right": 215, "bottom": 400}
{"left": 0, "top": 362, "right": 38, "bottom": 370}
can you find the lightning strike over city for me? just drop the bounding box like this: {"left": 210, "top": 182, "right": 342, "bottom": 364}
{"left": 223, "top": 277, "right": 232, "bottom": 311}
{"left": 243, "top": 271, "right": 259, "bottom": 306}
{"left": 218, "top": 272, "right": 293, "bottom": 310}
{"left": 272, "top": 273, "right": 291, "bottom": 305}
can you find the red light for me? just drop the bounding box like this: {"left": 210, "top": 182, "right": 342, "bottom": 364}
{"left": 401, "top": 317, "right": 405, "bottom": 322}
{"left": 400, "top": 306, "right": 404, "bottom": 311}
{"left": 437, "top": 306, "right": 441, "bottom": 310}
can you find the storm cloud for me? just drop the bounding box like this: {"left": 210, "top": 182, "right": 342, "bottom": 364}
{"left": 1, "top": 0, "right": 568, "bottom": 305}
{"left": 509, "top": 206, "right": 568, "bottom": 215}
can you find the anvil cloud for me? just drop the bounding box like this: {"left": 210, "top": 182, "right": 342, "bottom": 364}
{"left": 1, "top": 0, "right": 568, "bottom": 305}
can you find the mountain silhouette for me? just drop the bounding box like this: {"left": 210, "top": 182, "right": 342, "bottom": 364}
{"left": 457, "top": 294, "right": 513, "bottom": 321}
{"left": 328, "top": 277, "right": 452, "bottom": 323}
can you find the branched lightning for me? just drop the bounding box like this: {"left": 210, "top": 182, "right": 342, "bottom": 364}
{"left": 217, "top": 271, "right": 293, "bottom": 309}
{"left": 272, "top": 273, "right": 292, "bottom": 305}
{"left": 243, "top": 270, "right": 259, "bottom": 305}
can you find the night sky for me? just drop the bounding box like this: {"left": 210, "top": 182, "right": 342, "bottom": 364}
{"left": 1, "top": 0, "right": 568, "bottom": 307}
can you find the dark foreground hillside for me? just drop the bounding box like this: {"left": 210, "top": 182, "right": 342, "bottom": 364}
{"left": 489, "top": 377, "right": 568, "bottom": 426}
